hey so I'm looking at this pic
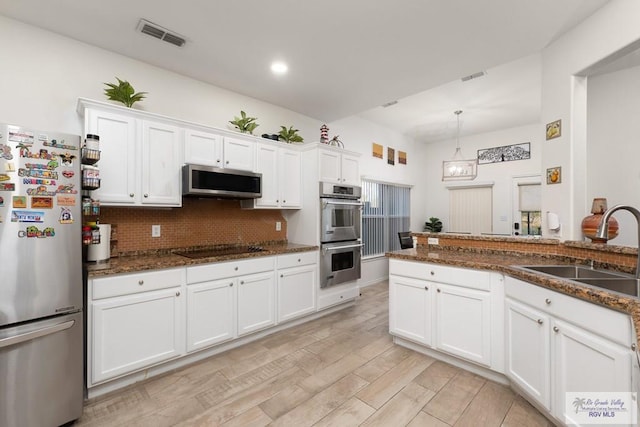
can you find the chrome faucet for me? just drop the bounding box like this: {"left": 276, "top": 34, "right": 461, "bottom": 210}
{"left": 595, "top": 204, "right": 640, "bottom": 279}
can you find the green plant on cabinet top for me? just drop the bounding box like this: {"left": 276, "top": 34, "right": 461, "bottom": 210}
{"left": 278, "top": 126, "right": 304, "bottom": 143}
{"left": 229, "top": 111, "right": 259, "bottom": 134}
{"left": 103, "top": 77, "right": 147, "bottom": 108}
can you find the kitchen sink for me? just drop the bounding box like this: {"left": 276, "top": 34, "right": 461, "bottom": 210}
{"left": 517, "top": 265, "right": 638, "bottom": 297}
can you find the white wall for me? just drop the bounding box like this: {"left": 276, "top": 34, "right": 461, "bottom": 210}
{"left": 0, "top": 16, "right": 320, "bottom": 142}
{"left": 417, "top": 124, "right": 541, "bottom": 235}
{"left": 541, "top": 1, "right": 640, "bottom": 243}
{"left": 587, "top": 65, "right": 640, "bottom": 247}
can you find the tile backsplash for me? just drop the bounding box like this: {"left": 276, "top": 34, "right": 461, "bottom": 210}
{"left": 98, "top": 198, "right": 287, "bottom": 255}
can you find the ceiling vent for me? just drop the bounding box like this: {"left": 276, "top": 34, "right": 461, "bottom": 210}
{"left": 137, "top": 19, "right": 186, "bottom": 47}
{"left": 382, "top": 100, "right": 398, "bottom": 108}
{"left": 461, "top": 71, "right": 486, "bottom": 82}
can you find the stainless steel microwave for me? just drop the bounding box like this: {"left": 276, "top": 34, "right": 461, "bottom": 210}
{"left": 182, "top": 164, "right": 262, "bottom": 199}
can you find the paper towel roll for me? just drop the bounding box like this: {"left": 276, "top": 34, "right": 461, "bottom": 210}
{"left": 547, "top": 212, "right": 560, "bottom": 231}
{"left": 87, "top": 224, "right": 111, "bottom": 262}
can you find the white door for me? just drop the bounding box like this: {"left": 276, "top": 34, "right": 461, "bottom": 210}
{"left": 184, "top": 129, "right": 223, "bottom": 167}
{"left": 237, "top": 271, "right": 275, "bottom": 336}
{"left": 505, "top": 298, "right": 551, "bottom": 410}
{"left": 279, "top": 148, "right": 301, "bottom": 208}
{"left": 340, "top": 153, "right": 360, "bottom": 186}
{"left": 255, "top": 143, "right": 279, "bottom": 207}
{"left": 552, "top": 318, "right": 633, "bottom": 425}
{"left": 223, "top": 136, "right": 255, "bottom": 171}
{"left": 277, "top": 265, "right": 316, "bottom": 323}
{"left": 91, "top": 288, "right": 183, "bottom": 384}
{"left": 389, "top": 275, "right": 431, "bottom": 345}
{"left": 86, "top": 109, "right": 137, "bottom": 205}
{"left": 318, "top": 150, "right": 341, "bottom": 184}
{"left": 186, "top": 279, "right": 236, "bottom": 352}
{"left": 141, "top": 120, "right": 182, "bottom": 206}
{"left": 434, "top": 283, "right": 491, "bottom": 366}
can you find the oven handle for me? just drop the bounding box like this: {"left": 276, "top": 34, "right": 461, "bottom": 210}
{"left": 323, "top": 243, "right": 364, "bottom": 252}
{"left": 322, "top": 200, "right": 363, "bottom": 208}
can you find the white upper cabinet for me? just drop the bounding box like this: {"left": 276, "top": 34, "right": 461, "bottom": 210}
{"left": 223, "top": 136, "right": 255, "bottom": 171}
{"left": 318, "top": 148, "right": 360, "bottom": 186}
{"left": 141, "top": 121, "right": 182, "bottom": 205}
{"left": 183, "top": 129, "right": 223, "bottom": 167}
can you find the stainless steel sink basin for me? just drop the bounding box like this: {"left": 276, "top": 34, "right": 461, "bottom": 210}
{"left": 517, "top": 265, "right": 638, "bottom": 297}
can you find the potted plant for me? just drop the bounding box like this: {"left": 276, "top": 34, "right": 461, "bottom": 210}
{"left": 424, "top": 217, "right": 443, "bottom": 232}
{"left": 278, "top": 126, "right": 304, "bottom": 143}
{"left": 229, "top": 111, "right": 259, "bottom": 134}
{"left": 103, "top": 77, "right": 147, "bottom": 108}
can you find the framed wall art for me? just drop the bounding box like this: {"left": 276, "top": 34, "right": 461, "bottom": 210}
{"left": 398, "top": 150, "right": 407, "bottom": 165}
{"left": 546, "top": 166, "right": 561, "bottom": 184}
{"left": 387, "top": 147, "right": 395, "bottom": 165}
{"left": 546, "top": 119, "right": 561, "bottom": 140}
{"left": 372, "top": 142, "right": 383, "bottom": 159}
{"left": 477, "top": 142, "right": 530, "bottom": 164}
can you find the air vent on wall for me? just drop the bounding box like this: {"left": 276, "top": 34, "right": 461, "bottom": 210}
{"left": 137, "top": 19, "right": 186, "bottom": 47}
{"left": 461, "top": 71, "right": 486, "bottom": 82}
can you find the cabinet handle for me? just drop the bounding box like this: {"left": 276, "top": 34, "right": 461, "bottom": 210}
{"left": 298, "top": 258, "right": 301, "bottom": 262}
{"left": 234, "top": 267, "right": 238, "bottom": 271}
{"left": 424, "top": 286, "right": 429, "bottom": 291}
{"left": 144, "top": 193, "right": 148, "bottom": 198}
{"left": 545, "top": 298, "right": 551, "bottom": 305}
{"left": 175, "top": 291, "right": 180, "bottom": 297}
{"left": 216, "top": 159, "right": 221, "bottom": 163}
{"left": 632, "top": 343, "right": 637, "bottom": 351}
{"left": 430, "top": 271, "right": 435, "bottom": 276}
{"left": 437, "top": 288, "right": 441, "bottom": 293}
{"left": 553, "top": 326, "right": 559, "bottom": 332}
{"left": 280, "top": 274, "right": 283, "bottom": 278}
{"left": 226, "top": 160, "right": 229, "bottom": 164}
{"left": 537, "top": 319, "right": 543, "bottom": 325}
{"left": 283, "top": 200, "right": 286, "bottom": 203}
{"left": 129, "top": 193, "right": 134, "bottom": 198}
{"left": 340, "top": 295, "right": 343, "bottom": 299}
{"left": 240, "top": 280, "right": 245, "bottom": 285}
{"left": 229, "top": 283, "right": 233, "bottom": 287}
{"left": 138, "top": 280, "right": 144, "bottom": 285}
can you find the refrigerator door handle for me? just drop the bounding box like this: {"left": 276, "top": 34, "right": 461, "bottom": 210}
{"left": 0, "top": 319, "right": 75, "bottom": 349}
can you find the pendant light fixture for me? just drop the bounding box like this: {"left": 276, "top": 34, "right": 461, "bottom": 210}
{"left": 442, "top": 110, "right": 477, "bottom": 181}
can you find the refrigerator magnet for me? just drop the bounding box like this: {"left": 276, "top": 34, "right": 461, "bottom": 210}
{"left": 0, "top": 174, "right": 10, "bottom": 181}
{"left": 0, "top": 183, "right": 15, "bottom": 191}
{"left": 62, "top": 170, "right": 74, "bottom": 178}
{"left": 0, "top": 144, "right": 13, "bottom": 160}
{"left": 12, "top": 196, "right": 26, "bottom": 208}
{"left": 56, "top": 195, "right": 75, "bottom": 206}
{"left": 5, "top": 162, "right": 15, "bottom": 172}
{"left": 0, "top": 196, "right": 4, "bottom": 206}
{"left": 31, "top": 197, "right": 53, "bottom": 209}
{"left": 11, "top": 210, "right": 45, "bottom": 223}
{"left": 56, "top": 184, "right": 77, "bottom": 194}
{"left": 58, "top": 152, "right": 76, "bottom": 165}
{"left": 44, "top": 140, "right": 76, "bottom": 151}
{"left": 58, "top": 207, "right": 73, "bottom": 224}
{"left": 27, "top": 186, "right": 55, "bottom": 196}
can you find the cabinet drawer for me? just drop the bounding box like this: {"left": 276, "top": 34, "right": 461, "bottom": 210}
{"left": 92, "top": 268, "right": 184, "bottom": 300}
{"left": 277, "top": 251, "right": 317, "bottom": 269}
{"left": 389, "top": 259, "right": 491, "bottom": 291}
{"left": 505, "top": 276, "right": 632, "bottom": 347}
{"left": 317, "top": 285, "right": 359, "bottom": 310}
{"left": 187, "top": 256, "right": 275, "bottom": 284}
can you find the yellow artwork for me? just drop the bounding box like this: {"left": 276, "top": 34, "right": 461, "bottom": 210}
{"left": 372, "top": 142, "right": 383, "bottom": 159}
{"left": 546, "top": 119, "right": 561, "bottom": 140}
{"left": 398, "top": 151, "right": 407, "bottom": 165}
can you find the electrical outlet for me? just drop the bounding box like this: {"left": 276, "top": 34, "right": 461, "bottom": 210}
{"left": 151, "top": 225, "right": 161, "bottom": 238}
{"left": 427, "top": 237, "right": 439, "bottom": 245}
{"left": 275, "top": 221, "right": 282, "bottom": 231}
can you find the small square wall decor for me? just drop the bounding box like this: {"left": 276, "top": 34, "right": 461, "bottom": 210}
{"left": 546, "top": 119, "right": 561, "bottom": 140}
{"left": 388, "top": 147, "right": 395, "bottom": 165}
{"left": 372, "top": 142, "right": 383, "bottom": 159}
{"left": 398, "top": 150, "right": 407, "bottom": 165}
{"left": 547, "top": 166, "right": 561, "bottom": 184}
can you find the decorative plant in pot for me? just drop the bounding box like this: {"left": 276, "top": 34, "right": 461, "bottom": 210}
{"left": 103, "top": 77, "right": 147, "bottom": 108}
{"left": 424, "top": 217, "right": 443, "bottom": 232}
{"left": 229, "top": 111, "right": 259, "bottom": 134}
{"left": 278, "top": 126, "right": 304, "bottom": 144}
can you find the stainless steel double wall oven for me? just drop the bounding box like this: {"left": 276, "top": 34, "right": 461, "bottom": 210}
{"left": 319, "top": 182, "right": 362, "bottom": 288}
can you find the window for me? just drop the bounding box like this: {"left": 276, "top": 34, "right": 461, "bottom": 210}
{"left": 361, "top": 180, "right": 410, "bottom": 257}
{"left": 448, "top": 186, "right": 493, "bottom": 234}
{"left": 518, "top": 183, "right": 541, "bottom": 235}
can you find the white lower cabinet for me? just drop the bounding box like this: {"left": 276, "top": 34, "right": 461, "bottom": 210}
{"left": 186, "top": 278, "right": 235, "bottom": 352}
{"left": 505, "top": 276, "right": 634, "bottom": 425}
{"left": 91, "top": 286, "right": 184, "bottom": 384}
{"left": 389, "top": 274, "right": 432, "bottom": 345}
{"left": 277, "top": 254, "right": 317, "bottom": 323}
{"left": 237, "top": 271, "right": 276, "bottom": 336}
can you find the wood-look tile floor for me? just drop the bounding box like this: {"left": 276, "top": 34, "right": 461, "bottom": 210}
{"left": 77, "top": 281, "right": 552, "bottom": 427}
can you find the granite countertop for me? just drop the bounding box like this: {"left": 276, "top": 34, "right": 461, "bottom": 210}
{"left": 387, "top": 247, "right": 640, "bottom": 345}
{"left": 86, "top": 242, "right": 318, "bottom": 278}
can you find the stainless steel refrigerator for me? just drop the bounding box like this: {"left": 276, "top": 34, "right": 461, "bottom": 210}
{"left": 0, "top": 123, "right": 83, "bottom": 427}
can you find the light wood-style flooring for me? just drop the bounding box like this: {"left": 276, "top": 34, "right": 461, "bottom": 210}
{"left": 77, "top": 281, "right": 552, "bottom": 426}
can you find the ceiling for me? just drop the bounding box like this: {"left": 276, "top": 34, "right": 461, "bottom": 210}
{"left": 0, "top": 0, "right": 609, "bottom": 142}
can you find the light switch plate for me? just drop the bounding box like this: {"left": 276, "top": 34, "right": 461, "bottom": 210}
{"left": 275, "top": 221, "right": 282, "bottom": 231}
{"left": 152, "top": 225, "right": 161, "bottom": 238}
{"left": 427, "top": 237, "right": 439, "bottom": 245}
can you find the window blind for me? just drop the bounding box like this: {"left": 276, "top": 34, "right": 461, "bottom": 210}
{"left": 449, "top": 186, "right": 493, "bottom": 234}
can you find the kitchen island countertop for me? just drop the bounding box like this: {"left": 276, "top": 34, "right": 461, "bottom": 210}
{"left": 86, "top": 242, "right": 318, "bottom": 278}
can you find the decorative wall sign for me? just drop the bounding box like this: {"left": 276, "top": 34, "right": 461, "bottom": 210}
{"left": 372, "top": 143, "right": 383, "bottom": 159}
{"left": 398, "top": 151, "right": 407, "bottom": 165}
{"left": 547, "top": 166, "right": 562, "bottom": 184}
{"left": 387, "top": 147, "right": 395, "bottom": 165}
{"left": 477, "top": 142, "right": 531, "bottom": 164}
{"left": 546, "top": 119, "right": 561, "bottom": 140}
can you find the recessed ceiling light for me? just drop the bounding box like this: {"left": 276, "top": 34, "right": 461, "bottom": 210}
{"left": 271, "top": 61, "right": 288, "bottom": 75}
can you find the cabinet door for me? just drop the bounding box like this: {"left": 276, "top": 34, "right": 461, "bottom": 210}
{"left": 340, "top": 153, "right": 360, "bottom": 186}
{"left": 318, "top": 150, "right": 342, "bottom": 184}
{"left": 223, "top": 136, "right": 255, "bottom": 171}
{"left": 435, "top": 283, "right": 491, "bottom": 366}
{"left": 141, "top": 121, "right": 182, "bottom": 206}
{"left": 86, "top": 109, "right": 137, "bottom": 205}
{"left": 279, "top": 148, "right": 301, "bottom": 208}
{"left": 186, "top": 279, "right": 235, "bottom": 352}
{"left": 505, "top": 298, "right": 551, "bottom": 411}
{"left": 389, "top": 275, "right": 432, "bottom": 345}
{"left": 552, "top": 319, "right": 633, "bottom": 425}
{"left": 255, "top": 143, "right": 279, "bottom": 207}
{"left": 237, "top": 271, "right": 275, "bottom": 336}
{"left": 277, "top": 264, "right": 317, "bottom": 323}
{"left": 184, "top": 129, "right": 223, "bottom": 167}
{"left": 91, "top": 287, "right": 183, "bottom": 384}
